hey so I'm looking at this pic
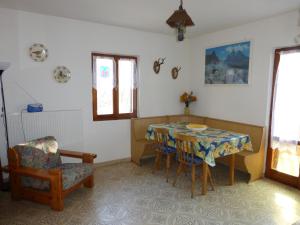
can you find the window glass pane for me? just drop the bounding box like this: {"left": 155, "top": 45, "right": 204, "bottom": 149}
{"left": 118, "top": 59, "right": 135, "bottom": 114}
{"left": 96, "top": 57, "right": 114, "bottom": 115}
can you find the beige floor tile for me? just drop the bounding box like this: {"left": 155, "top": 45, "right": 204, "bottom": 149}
{"left": 0, "top": 159, "right": 300, "bottom": 225}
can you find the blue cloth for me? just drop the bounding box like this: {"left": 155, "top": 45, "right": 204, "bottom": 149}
{"left": 160, "top": 145, "right": 177, "bottom": 154}
{"left": 146, "top": 122, "right": 253, "bottom": 167}
{"left": 186, "top": 155, "right": 203, "bottom": 165}
{"left": 176, "top": 153, "right": 203, "bottom": 166}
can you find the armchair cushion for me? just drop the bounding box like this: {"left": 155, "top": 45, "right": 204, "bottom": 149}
{"left": 20, "top": 163, "right": 94, "bottom": 191}
{"left": 16, "top": 136, "right": 61, "bottom": 169}
{"left": 61, "top": 163, "right": 94, "bottom": 190}
{"left": 15, "top": 136, "right": 62, "bottom": 190}
{"left": 24, "top": 136, "right": 59, "bottom": 154}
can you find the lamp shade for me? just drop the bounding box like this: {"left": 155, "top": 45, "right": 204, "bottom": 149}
{"left": 0, "top": 62, "right": 10, "bottom": 71}
{"left": 166, "top": 9, "right": 194, "bottom": 28}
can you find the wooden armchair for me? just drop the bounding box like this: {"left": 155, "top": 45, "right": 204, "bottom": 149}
{"left": 8, "top": 137, "right": 97, "bottom": 211}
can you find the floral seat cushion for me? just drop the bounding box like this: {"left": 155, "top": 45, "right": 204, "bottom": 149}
{"left": 160, "top": 145, "right": 177, "bottom": 154}
{"left": 61, "top": 163, "right": 94, "bottom": 190}
{"left": 21, "top": 163, "right": 94, "bottom": 191}
{"left": 15, "top": 137, "right": 62, "bottom": 190}
{"left": 16, "top": 136, "right": 61, "bottom": 169}
{"left": 176, "top": 153, "right": 203, "bottom": 166}
{"left": 23, "top": 136, "right": 59, "bottom": 154}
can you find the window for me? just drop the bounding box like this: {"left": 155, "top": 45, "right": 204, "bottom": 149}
{"left": 92, "top": 53, "right": 138, "bottom": 121}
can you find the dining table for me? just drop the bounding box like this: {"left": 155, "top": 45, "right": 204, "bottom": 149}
{"left": 145, "top": 122, "right": 253, "bottom": 195}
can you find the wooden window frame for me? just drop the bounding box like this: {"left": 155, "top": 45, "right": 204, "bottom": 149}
{"left": 265, "top": 45, "right": 300, "bottom": 189}
{"left": 92, "top": 53, "right": 138, "bottom": 121}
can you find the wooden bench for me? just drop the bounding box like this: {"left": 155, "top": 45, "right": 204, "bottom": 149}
{"left": 131, "top": 115, "right": 205, "bottom": 165}
{"left": 131, "top": 115, "right": 265, "bottom": 182}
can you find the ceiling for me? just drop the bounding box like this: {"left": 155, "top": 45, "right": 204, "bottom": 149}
{"left": 0, "top": 0, "right": 299, "bottom": 37}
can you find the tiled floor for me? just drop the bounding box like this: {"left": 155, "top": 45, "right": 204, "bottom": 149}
{"left": 1, "top": 159, "right": 300, "bottom": 225}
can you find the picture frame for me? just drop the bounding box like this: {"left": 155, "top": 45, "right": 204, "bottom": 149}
{"left": 204, "top": 41, "right": 251, "bottom": 85}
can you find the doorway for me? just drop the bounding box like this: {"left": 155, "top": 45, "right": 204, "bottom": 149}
{"left": 266, "top": 46, "right": 300, "bottom": 189}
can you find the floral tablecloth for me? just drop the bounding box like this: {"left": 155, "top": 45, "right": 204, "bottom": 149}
{"left": 145, "top": 122, "right": 253, "bottom": 166}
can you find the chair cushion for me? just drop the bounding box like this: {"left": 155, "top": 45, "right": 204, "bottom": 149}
{"left": 177, "top": 154, "right": 203, "bottom": 166}
{"left": 24, "top": 136, "right": 59, "bottom": 154}
{"left": 16, "top": 136, "right": 61, "bottom": 169}
{"left": 160, "top": 145, "right": 177, "bottom": 154}
{"left": 15, "top": 136, "right": 61, "bottom": 190}
{"left": 20, "top": 163, "right": 94, "bottom": 191}
{"left": 61, "top": 163, "right": 94, "bottom": 190}
{"left": 188, "top": 155, "right": 203, "bottom": 165}
{"left": 19, "top": 147, "right": 53, "bottom": 190}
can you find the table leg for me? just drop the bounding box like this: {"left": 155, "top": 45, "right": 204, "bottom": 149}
{"left": 191, "top": 165, "right": 196, "bottom": 198}
{"left": 229, "top": 154, "right": 235, "bottom": 185}
{"left": 166, "top": 154, "right": 171, "bottom": 182}
{"left": 202, "top": 162, "right": 208, "bottom": 195}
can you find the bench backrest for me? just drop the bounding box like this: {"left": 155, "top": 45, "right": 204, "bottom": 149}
{"left": 132, "top": 115, "right": 265, "bottom": 153}
{"left": 131, "top": 116, "right": 168, "bottom": 141}
{"left": 167, "top": 115, "right": 205, "bottom": 124}
{"left": 205, "top": 118, "right": 264, "bottom": 153}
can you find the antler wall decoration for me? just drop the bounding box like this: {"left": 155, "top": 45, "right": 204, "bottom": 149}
{"left": 153, "top": 57, "right": 166, "bottom": 74}
{"left": 171, "top": 66, "right": 181, "bottom": 79}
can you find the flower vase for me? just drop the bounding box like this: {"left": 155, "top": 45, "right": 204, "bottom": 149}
{"left": 184, "top": 107, "right": 190, "bottom": 115}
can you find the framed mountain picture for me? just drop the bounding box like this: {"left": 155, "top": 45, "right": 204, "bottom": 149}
{"left": 205, "top": 41, "right": 251, "bottom": 84}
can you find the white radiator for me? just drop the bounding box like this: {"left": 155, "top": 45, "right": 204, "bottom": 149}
{"left": 7, "top": 110, "right": 84, "bottom": 150}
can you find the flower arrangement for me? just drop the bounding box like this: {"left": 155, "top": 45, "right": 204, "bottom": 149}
{"left": 180, "top": 91, "right": 197, "bottom": 108}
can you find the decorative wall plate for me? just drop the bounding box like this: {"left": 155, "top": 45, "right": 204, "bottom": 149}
{"left": 53, "top": 66, "right": 71, "bottom": 83}
{"left": 29, "top": 43, "right": 48, "bottom": 62}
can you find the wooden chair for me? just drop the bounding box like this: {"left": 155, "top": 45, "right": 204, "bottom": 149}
{"left": 8, "top": 136, "right": 97, "bottom": 211}
{"left": 152, "top": 127, "right": 176, "bottom": 182}
{"left": 173, "top": 133, "right": 214, "bottom": 198}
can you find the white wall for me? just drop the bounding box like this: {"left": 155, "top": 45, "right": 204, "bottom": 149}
{"left": 0, "top": 9, "right": 20, "bottom": 166}
{"left": 189, "top": 11, "right": 299, "bottom": 126}
{"left": 0, "top": 8, "right": 192, "bottom": 164}
{"left": 0, "top": 7, "right": 298, "bottom": 166}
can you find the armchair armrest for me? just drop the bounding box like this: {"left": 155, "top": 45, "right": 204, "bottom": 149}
{"left": 59, "top": 149, "right": 97, "bottom": 163}
{"left": 13, "top": 167, "right": 60, "bottom": 181}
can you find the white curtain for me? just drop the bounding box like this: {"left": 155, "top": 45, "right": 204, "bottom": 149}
{"left": 117, "top": 58, "right": 139, "bottom": 89}
{"left": 131, "top": 59, "right": 139, "bottom": 89}
{"left": 92, "top": 55, "right": 117, "bottom": 89}
{"left": 271, "top": 50, "right": 300, "bottom": 176}
{"left": 93, "top": 56, "right": 138, "bottom": 89}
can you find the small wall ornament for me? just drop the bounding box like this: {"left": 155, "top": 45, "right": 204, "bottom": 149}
{"left": 29, "top": 43, "right": 48, "bottom": 62}
{"left": 153, "top": 58, "right": 166, "bottom": 74}
{"left": 53, "top": 66, "right": 71, "bottom": 83}
{"left": 171, "top": 66, "right": 181, "bottom": 79}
